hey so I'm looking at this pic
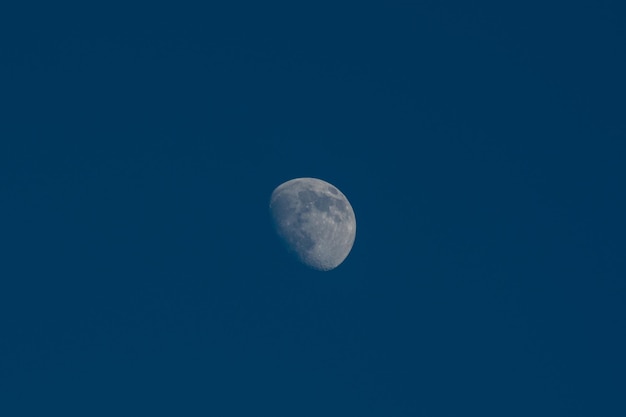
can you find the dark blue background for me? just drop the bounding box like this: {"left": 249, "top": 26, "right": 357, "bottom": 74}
{"left": 2, "top": 2, "right": 625, "bottom": 415}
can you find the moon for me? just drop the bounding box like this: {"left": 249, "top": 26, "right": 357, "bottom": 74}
{"left": 269, "top": 178, "right": 356, "bottom": 271}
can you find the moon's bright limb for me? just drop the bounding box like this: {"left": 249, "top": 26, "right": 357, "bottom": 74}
{"left": 269, "top": 177, "right": 356, "bottom": 271}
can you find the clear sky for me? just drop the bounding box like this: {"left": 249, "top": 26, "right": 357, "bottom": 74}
{"left": 2, "top": 2, "right": 625, "bottom": 416}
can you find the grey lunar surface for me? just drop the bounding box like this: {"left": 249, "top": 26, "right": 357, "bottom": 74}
{"left": 269, "top": 178, "right": 356, "bottom": 271}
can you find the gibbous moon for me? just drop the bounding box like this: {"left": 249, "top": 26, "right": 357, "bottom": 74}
{"left": 269, "top": 177, "right": 356, "bottom": 271}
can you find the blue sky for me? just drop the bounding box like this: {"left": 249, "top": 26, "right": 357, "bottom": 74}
{"left": 2, "top": 2, "right": 625, "bottom": 415}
